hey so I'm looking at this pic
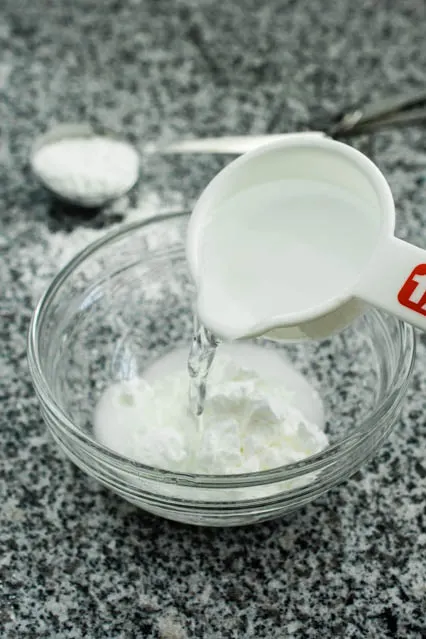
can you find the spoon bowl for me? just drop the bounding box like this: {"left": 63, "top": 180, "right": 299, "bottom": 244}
{"left": 30, "top": 123, "right": 140, "bottom": 209}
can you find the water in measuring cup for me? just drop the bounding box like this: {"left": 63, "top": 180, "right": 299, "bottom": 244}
{"left": 195, "top": 179, "right": 381, "bottom": 340}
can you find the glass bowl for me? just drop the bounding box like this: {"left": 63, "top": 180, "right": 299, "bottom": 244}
{"left": 28, "top": 211, "right": 415, "bottom": 527}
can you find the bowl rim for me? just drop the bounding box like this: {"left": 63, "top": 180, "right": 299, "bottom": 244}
{"left": 28, "top": 210, "right": 416, "bottom": 487}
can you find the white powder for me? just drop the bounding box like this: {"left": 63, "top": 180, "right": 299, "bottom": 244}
{"left": 32, "top": 136, "right": 139, "bottom": 207}
{"left": 18, "top": 191, "right": 184, "bottom": 305}
{"left": 94, "top": 344, "right": 328, "bottom": 474}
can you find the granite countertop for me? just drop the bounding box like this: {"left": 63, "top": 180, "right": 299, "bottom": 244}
{"left": 1, "top": 0, "right": 425, "bottom": 637}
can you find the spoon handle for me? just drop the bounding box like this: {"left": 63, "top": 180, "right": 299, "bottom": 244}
{"left": 155, "top": 92, "right": 426, "bottom": 156}
{"left": 155, "top": 132, "right": 325, "bottom": 155}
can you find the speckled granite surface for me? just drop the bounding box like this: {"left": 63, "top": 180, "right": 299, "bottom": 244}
{"left": 1, "top": 0, "right": 426, "bottom": 637}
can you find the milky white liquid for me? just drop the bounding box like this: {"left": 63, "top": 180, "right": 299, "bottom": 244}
{"left": 196, "top": 179, "right": 380, "bottom": 339}
{"left": 94, "top": 343, "right": 327, "bottom": 473}
{"left": 143, "top": 343, "right": 324, "bottom": 425}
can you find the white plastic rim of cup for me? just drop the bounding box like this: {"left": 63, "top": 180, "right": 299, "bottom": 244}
{"left": 187, "top": 132, "right": 426, "bottom": 341}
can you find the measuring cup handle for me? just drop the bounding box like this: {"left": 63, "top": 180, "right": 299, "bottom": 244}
{"left": 356, "top": 237, "right": 426, "bottom": 331}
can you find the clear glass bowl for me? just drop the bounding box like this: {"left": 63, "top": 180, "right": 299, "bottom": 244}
{"left": 28, "top": 211, "right": 415, "bottom": 527}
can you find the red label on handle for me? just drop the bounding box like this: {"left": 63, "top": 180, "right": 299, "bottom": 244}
{"left": 398, "top": 264, "right": 426, "bottom": 316}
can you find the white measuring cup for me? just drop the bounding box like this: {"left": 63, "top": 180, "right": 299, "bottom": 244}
{"left": 187, "top": 133, "right": 426, "bottom": 341}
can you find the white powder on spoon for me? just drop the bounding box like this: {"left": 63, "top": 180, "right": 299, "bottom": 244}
{"left": 32, "top": 136, "right": 139, "bottom": 207}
